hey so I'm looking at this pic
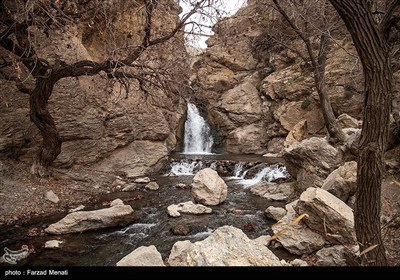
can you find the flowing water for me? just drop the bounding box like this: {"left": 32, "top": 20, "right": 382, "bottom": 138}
{"left": 1, "top": 103, "right": 294, "bottom": 266}
{"left": 183, "top": 103, "right": 214, "bottom": 154}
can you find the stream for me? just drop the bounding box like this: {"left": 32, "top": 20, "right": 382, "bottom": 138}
{"left": 1, "top": 154, "right": 294, "bottom": 266}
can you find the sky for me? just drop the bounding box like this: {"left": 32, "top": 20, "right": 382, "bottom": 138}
{"left": 179, "top": 0, "right": 247, "bottom": 49}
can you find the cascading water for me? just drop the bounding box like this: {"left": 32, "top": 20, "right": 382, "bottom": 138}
{"left": 183, "top": 103, "right": 214, "bottom": 154}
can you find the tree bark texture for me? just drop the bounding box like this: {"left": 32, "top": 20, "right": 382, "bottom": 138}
{"left": 329, "top": 0, "right": 391, "bottom": 266}
{"left": 29, "top": 77, "right": 62, "bottom": 177}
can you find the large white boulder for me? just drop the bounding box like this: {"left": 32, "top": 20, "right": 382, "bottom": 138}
{"left": 116, "top": 245, "right": 165, "bottom": 266}
{"left": 191, "top": 168, "right": 228, "bottom": 206}
{"left": 295, "top": 187, "right": 356, "bottom": 245}
{"left": 250, "top": 182, "right": 294, "bottom": 201}
{"left": 168, "top": 225, "right": 283, "bottom": 266}
{"left": 45, "top": 199, "right": 135, "bottom": 234}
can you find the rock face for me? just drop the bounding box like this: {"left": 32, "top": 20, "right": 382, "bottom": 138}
{"left": 272, "top": 200, "right": 326, "bottom": 255}
{"left": 283, "top": 137, "right": 342, "bottom": 191}
{"left": 322, "top": 161, "right": 357, "bottom": 202}
{"left": 192, "top": 0, "right": 366, "bottom": 154}
{"left": 116, "top": 245, "right": 165, "bottom": 266}
{"left": 45, "top": 199, "right": 135, "bottom": 234}
{"left": 295, "top": 187, "right": 356, "bottom": 245}
{"left": 168, "top": 225, "right": 283, "bottom": 266}
{"left": 0, "top": 0, "right": 188, "bottom": 177}
{"left": 250, "top": 182, "right": 294, "bottom": 201}
{"left": 191, "top": 168, "right": 228, "bottom": 206}
{"left": 167, "top": 201, "right": 213, "bottom": 217}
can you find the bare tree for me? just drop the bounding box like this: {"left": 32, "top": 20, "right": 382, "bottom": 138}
{"left": 329, "top": 0, "right": 400, "bottom": 266}
{"left": 0, "top": 0, "right": 219, "bottom": 176}
{"left": 270, "top": 0, "right": 346, "bottom": 143}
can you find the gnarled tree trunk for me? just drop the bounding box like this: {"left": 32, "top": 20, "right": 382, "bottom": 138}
{"left": 29, "top": 77, "right": 62, "bottom": 177}
{"left": 329, "top": 0, "right": 391, "bottom": 266}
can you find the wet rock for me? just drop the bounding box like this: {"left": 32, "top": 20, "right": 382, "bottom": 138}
{"left": 250, "top": 182, "right": 294, "bottom": 201}
{"left": 112, "top": 178, "right": 126, "bottom": 187}
{"left": 175, "top": 183, "right": 189, "bottom": 189}
{"left": 170, "top": 224, "right": 191, "bottom": 236}
{"left": 45, "top": 240, "right": 63, "bottom": 249}
{"left": 265, "top": 206, "right": 287, "bottom": 221}
{"left": 116, "top": 245, "right": 165, "bottom": 266}
{"left": 191, "top": 168, "right": 228, "bottom": 206}
{"left": 134, "top": 177, "right": 151, "bottom": 183}
{"left": 295, "top": 187, "right": 356, "bottom": 245}
{"left": 45, "top": 200, "right": 135, "bottom": 234}
{"left": 44, "top": 190, "right": 59, "bottom": 204}
{"left": 273, "top": 200, "right": 326, "bottom": 255}
{"left": 322, "top": 161, "right": 357, "bottom": 202}
{"left": 168, "top": 225, "right": 282, "bottom": 266}
{"left": 167, "top": 201, "right": 212, "bottom": 217}
{"left": 145, "top": 182, "right": 159, "bottom": 191}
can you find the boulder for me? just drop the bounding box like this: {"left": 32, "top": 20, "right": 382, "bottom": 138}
{"left": 284, "top": 120, "right": 308, "bottom": 149}
{"left": 316, "top": 246, "right": 346, "bottom": 266}
{"left": 322, "top": 161, "right": 357, "bottom": 202}
{"left": 191, "top": 168, "right": 228, "bottom": 206}
{"left": 116, "top": 245, "right": 165, "bottom": 266}
{"left": 283, "top": 137, "right": 342, "bottom": 191}
{"left": 295, "top": 187, "right": 356, "bottom": 245}
{"left": 250, "top": 182, "right": 294, "bottom": 201}
{"left": 168, "top": 225, "right": 283, "bottom": 266}
{"left": 167, "top": 201, "right": 213, "bottom": 217}
{"left": 272, "top": 200, "right": 326, "bottom": 255}
{"left": 145, "top": 182, "right": 159, "bottom": 191}
{"left": 45, "top": 199, "right": 135, "bottom": 234}
{"left": 44, "top": 240, "right": 63, "bottom": 249}
{"left": 264, "top": 206, "right": 287, "bottom": 221}
{"left": 337, "top": 114, "right": 359, "bottom": 129}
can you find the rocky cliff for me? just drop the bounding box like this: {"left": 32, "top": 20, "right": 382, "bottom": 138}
{"left": 0, "top": 0, "right": 189, "bottom": 176}
{"left": 193, "top": 0, "right": 369, "bottom": 154}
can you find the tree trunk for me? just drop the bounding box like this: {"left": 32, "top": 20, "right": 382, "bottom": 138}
{"left": 314, "top": 34, "right": 346, "bottom": 144}
{"left": 29, "top": 77, "right": 61, "bottom": 177}
{"left": 329, "top": 0, "right": 390, "bottom": 266}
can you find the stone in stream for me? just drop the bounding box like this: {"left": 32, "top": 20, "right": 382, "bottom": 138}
{"left": 191, "top": 168, "right": 228, "bottom": 206}
{"left": 116, "top": 245, "right": 165, "bottom": 266}
{"left": 264, "top": 206, "right": 287, "bottom": 221}
{"left": 167, "top": 201, "right": 212, "bottom": 217}
{"left": 134, "top": 177, "right": 151, "bottom": 183}
{"left": 170, "top": 224, "right": 191, "bottom": 236}
{"left": 45, "top": 240, "right": 63, "bottom": 249}
{"left": 168, "top": 225, "right": 285, "bottom": 266}
{"left": 44, "top": 199, "right": 135, "bottom": 234}
{"left": 145, "top": 181, "right": 159, "bottom": 191}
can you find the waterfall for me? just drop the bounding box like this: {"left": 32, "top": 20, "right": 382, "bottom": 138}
{"left": 183, "top": 103, "right": 214, "bottom": 154}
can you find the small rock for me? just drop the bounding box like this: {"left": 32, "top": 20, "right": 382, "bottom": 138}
{"left": 263, "top": 153, "right": 279, "bottom": 157}
{"left": 167, "top": 201, "right": 213, "bottom": 217}
{"left": 265, "top": 206, "right": 287, "bottom": 221}
{"left": 145, "top": 182, "right": 159, "bottom": 191}
{"left": 122, "top": 183, "right": 137, "bottom": 192}
{"left": 290, "top": 259, "right": 308, "bottom": 266}
{"left": 93, "top": 184, "right": 100, "bottom": 189}
{"left": 175, "top": 183, "right": 188, "bottom": 189}
{"left": 68, "top": 205, "right": 85, "bottom": 213}
{"left": 170, "top": 225, "right": 191, "bottom": 236}
{"left": 27, "top": 227, "right": 42, "bottom": 237}
{"left": 134, "top": 177, "right": 151, "bottom": 183}
{"left": 45, "top": 240, "right": 63, "bottom": 249}
{"left": 166, "top": 172, "right": 177, "bottom": 177}
{"left": 110, "top": 198, "right": 124, "bottom": 207}
{"left": 112, "top": 178, "right": 126, "bottom": 187}
{"left": 44, "top": 191, "right": 59, "bottom": 204}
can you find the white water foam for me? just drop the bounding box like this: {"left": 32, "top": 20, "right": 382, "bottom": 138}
{"left": 170, "top": 161, "right": 203, "bottom": 175}
{"left": 183, "top": 103, "right": 214, "bottom": 154}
